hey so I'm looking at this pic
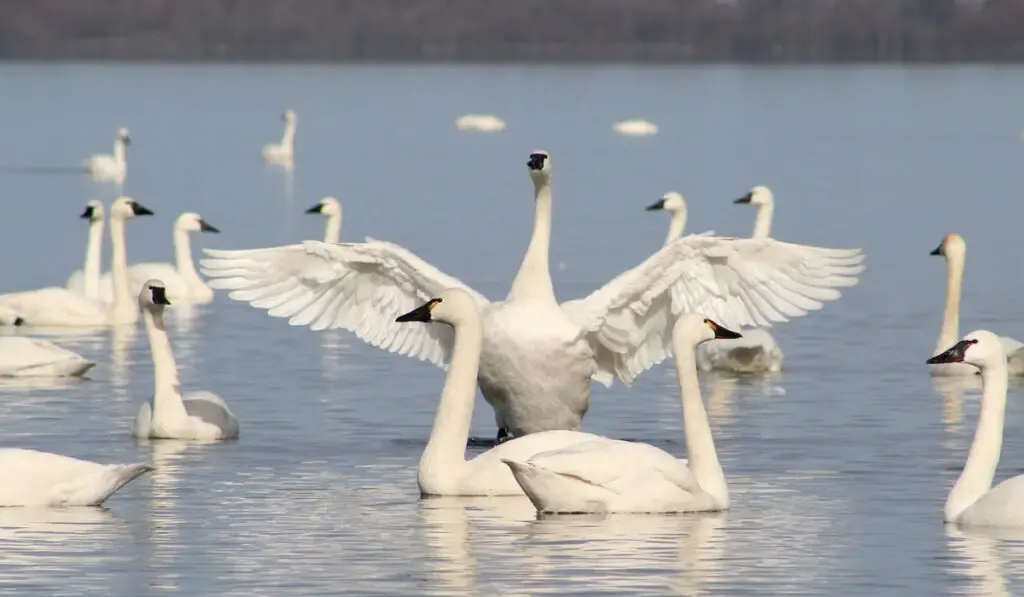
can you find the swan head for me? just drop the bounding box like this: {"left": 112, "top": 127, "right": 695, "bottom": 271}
{"left": 175, "top": 212, "right": 220, "bottom": 234}
{"left": 283, "top": 110, "right": 296, "bottom": 122}
{"left": 673, "top": 314, "right": 742, "bottom": 347}
{"left": 928, "top": 330, "right": 1004, "bottom": 370}
{"left": 117, "top": 127, "right": 131, "bottom": 146}
{"left": 646, "top": 191, "right": 686, "bottom": 213}
{"left": 110, "top": 197, "right": 154, "bottom": 220}
{"left": 734, "top": 185, "right": 773, "bottom": 206}
{"left": 526, "top": 150, "right": 552, "bottom": 185}
{"left": 139, "top": 279, "right": 172, "bottom": 310}
{"left": 930, "top": 233, "right": 966, "bottom": 260}
{"left": 305, "top": 197, "right": 342, "bottom": 217}
{"left": 80, "top": 200, "right": 104, "bottom": 222}
{"left": 394, "top": 288, "right": 479, "bottom": 327}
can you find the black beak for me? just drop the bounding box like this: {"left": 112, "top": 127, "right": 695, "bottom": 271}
{"left": 80, "top": 206, "right": 95, "bottom": 219}
{"left": 151, "top": 286, "right": 171, "bottom": 306}
{"left": 305, "top": 203, "right": 324, "bottom": 214}
{"left": 199, "top": 219, "right": 220, "bottom": 233}
{"left": 927, "top": 339, "right": 976, "bottom": 364}
{"left": 707, "top": 319, "right": 742, "bottom": 340}
{"left": 123, "top": 136, "right": 132, "bottom": 146}
{"left": 527, "top": 153, "right": 547, "bottom": 171}
{"left": 130, "top": 202, "right": 154, "bottom": 216}
{"left": 13, "top": 316, "right": 24, "bottom": 326}
{"left": 645, "top": 199, "right": 666, "bottom": 212}
{"left": 395, "top": 300, "right": 436, "bottom": 323}
{"left": 930, "top": 244, "right": 942, "bottom": 256}
{"left": 734, "top": 193, "right": 752, "bottom": 205}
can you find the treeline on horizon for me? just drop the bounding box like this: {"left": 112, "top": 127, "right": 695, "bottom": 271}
{"left": 1, "top": 0, "right": 1023, "bottom": 62}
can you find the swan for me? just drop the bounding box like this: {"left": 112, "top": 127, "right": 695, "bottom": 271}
{"left": 306, "top": 197, "right": 342, "bottom": 243}
{"left": 0, "top": 197, "right": 153, "bottom": 326}
{"left": 132, "top": 280, "right": 239, "bottom": 440}
{"left": 503, "top": 313, "right": 735, "bottom": 513}
{"left": 930, "top": 233, "right": 1024, "bottom": 377}
{"left": 200, "top": 150, "right": 865, "bottom": 441}
{"left": 0, "top": 336, "right": 95, "bottom": 377}
{"left": 927, "top": 330, "right": 1024, "bottom": 526}
{"left": 262, "top": 109, "right": 296, "bottom": 164}
{"left": 645, "top": 192, "right": 689, "bottom": 246}
{"left": 454, "top": 114, "right": 506, "bottom": 133}
{"left": 0, "top": 449, "right": 151, "bottom": 506}
{"left": 613, "top": 119, "right": 658, "bottom": 137}
{"left": 83, "top": 127, "right": 130, "bottom": 186}
{"left": 0, "top": 306, "right": 23, "bottom": 326}
{"left": 94, "top": 212, "right": 221, "bottom": 304}
{"left": 66, "top": 200, "right": 106, "bottom": 300}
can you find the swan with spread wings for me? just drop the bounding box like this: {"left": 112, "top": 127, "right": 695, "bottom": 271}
{"left": 201, "top": 151, "right": 865, "bottom": 441}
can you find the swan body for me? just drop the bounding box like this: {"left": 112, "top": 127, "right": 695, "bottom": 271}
{"left": 0, "top": 306, "right": 23, "bottom": 326}
{"left": 613, "top": 119, "right": 658, "bottom": 137}
{"left": 66, "top": 200, "right": 105, "bottom": 300}
{"left": 201, "top": 151, "right": 865, "bottom": 439}
{"left": 132, "top": 280, "right": 238, "bottom": 440}
{"left": 306, "top": 197, "right": 342, "bottom": 243}
{"left": 0, "top": 198, "right": 153, "bottom": 327}
{"left": 0, "top": 448, "right": 151, "bottom": 506}
{"left": 928, "top": 330, "right": 1024, "bottom": 526}
{"left": 0, "top": 337, "right": 95, "bottom": 377}
{"left": 83, "top": 127, "right": 130, "bottom": 185}
{"left": 454, "top": 114, "right": 506, "bottom": 132}
{"left": 503, "top": 314, "right": 735, "bottom": 514}
{"left": 262, "top": 110, "right": 296, "bottom": 164}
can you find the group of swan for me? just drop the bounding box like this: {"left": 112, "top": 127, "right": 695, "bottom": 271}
{"left": 202, "top": 150, "right": 864, "bottom": 443}
{"left": 263, "top": 109, "right": 296, "bottom": 165}
{"left": 83, "top": 127, "right": 130, "bottom": 187}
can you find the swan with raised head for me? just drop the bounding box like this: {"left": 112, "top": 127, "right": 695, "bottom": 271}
{"left": 66, "top": 200, "right": 106, "bottom": 300}
{"left": 0, "top": 197, "right": 153, "bottom": 327}
{"left": 928, "top": 330, "right": 1024, "bottom": 526}
{"left": 503, "top": 313, "right": 736, "bottom": 513}
{"left": 306, "top": 197, "right": 342, "bottom": 243}
{"left": 132, "top": 280, "right": 238, "bottom": 440}
{"left": 0, "top": 336, "right": 95, "bottom": 377}
{"left": 930, "top": 233, "right": 1024, "bottom": 377}
{"left": 201, "top": 151, "right": 864, "bottom": 441}
{"left": 263, "top": 110, "right": 296, "bottom": 164}
{"left": 0, "top": 449, "right": 151, "bottom": 506}
{"left": 83, "top": 127, "right": 130, "bottom": 186}
{"left": 645, "top": 192, "right": 689, "bottom": 245}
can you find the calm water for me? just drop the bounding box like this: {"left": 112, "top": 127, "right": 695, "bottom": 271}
{"left": 1, "top": 63, "right": 1024, "bottom": 595}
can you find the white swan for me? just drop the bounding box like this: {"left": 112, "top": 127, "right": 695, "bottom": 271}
{"left": 503, "top": 313, "right": 735, "bottom": 513}
{"left": 930, "top": 233, "right": 1024, "bottom": 377}
{"left": 132, "top": 280, "right": 239, "bottom": 440}
{"left": 262, "top": 109, "right": 296, "bottom": 164}
{"left": 0, "top": 306, "right": 23, "bottom": 326}
{"left": 0, "top": 197, "right": 153, "bottom": 327}
{"left": 0, "top": 336, "right": 95, "bottom": 377}
{"left": 454, "top": 114, "right": 506, "bottom": 133}
{"left": 83, "top": 127, "right": 130, "bottom": 186}
{"left": 645, "top": 192, "right": 688, "bottom": 245}
{"left": 0, "top": 449, "right": 151, "bottom": 506}
{"left": 928, "top": 330, "right": 1024, "bottom": 526}
{"left": 613, "top": 119, "right": 658, "bottom": 137}
{"left": 66, "top": 200, "right": 105, "bottom": 300}
{"left": 306, "top": 197, "right": 342, "bottom": 243}
{"left": 201, "top": 151, "right": 864, "bottom": 440}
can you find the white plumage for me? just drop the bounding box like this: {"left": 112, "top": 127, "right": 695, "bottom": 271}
{"left": 0, "top": 448, "right": 151, "bottom": 507}
{"left": 0, "top": 337, "right": 95, "bottom": 378}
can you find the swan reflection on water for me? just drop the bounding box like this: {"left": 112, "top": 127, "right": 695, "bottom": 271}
{"left": 944, "top": 524, "right": 1024, "bottom": 597}
{"left": 0, "top": 507, "right": 129, "bottom": 581}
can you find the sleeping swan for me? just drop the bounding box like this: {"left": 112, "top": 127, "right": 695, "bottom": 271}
{"left": 132, "top": 280, "right": 238, "bottom": 440}
{"left": 0, "top": 449, "right": 151, "bottom": 506}
{"left": 503, "top": 313, "right": 736, "bottom": 513}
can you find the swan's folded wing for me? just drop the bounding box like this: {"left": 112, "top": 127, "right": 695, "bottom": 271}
{"left": 527, "top": 440, "right": 697, "bottom": 494}
{"left": 201, "top": 240, "right": 490, "bottom": 368}
{"left": 562, "top": 235, "right": 864, "bottom": 384}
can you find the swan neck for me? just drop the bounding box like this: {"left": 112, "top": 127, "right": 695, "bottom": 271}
{"left": 83, "top": 217, "right": 104, "bottom": 299}
{"left": 751, "top": 202, "right": 773, "bottom": 240}
{"left": 324, "top": 213, "right": 342, "bottom": 244}
{"left": 143, "top": 307, "right": 187, "bottom": 420}
{"left": 508, "top": 182, "right": 555, "bottom": 303}
{"left": 665, "top": 209, "right": 686, "bottom": 246}
{"left": 937, "top": 255, "right": 964, "bottom": 354}
{"left": 419, "top": 317, "right": 483, "bottom": 491}
{"left": 282, "top": 120, "right": 296, "bottom": 148}
{"left": 109, "top": 217, "right": 135, "bottom": 322}
{"left": 173, "top": 229, "right": 202, "bottom": 283}
{"left": 945, "top": 363, "right": 1007, "bottom": 522}
{"left": 675, "top": 343, "right": 728, "bottom": 508}
{"left": 113, "top": 138, "right": 126, "bottom": 165}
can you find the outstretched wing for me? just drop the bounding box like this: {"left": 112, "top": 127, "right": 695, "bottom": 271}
{"left": 562, "top": 235, "right": 864, "bottom": 384}
{"left": 201, "top": 240, "right": 490, "bottom": 368}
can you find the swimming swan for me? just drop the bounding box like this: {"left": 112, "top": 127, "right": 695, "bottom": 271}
{"left": 0, "top": 336, "right": 96, "bottom": 377}
{"left": 0, "top": 448, "right": 151, "bottom": 506}
{"left": 262, "top": 110, "right": 296, "bottom": 164}
{"left": 0, "top": 197, "right": 153, "bottom": 327}
{"left": 83, "top": 127, "right": 130, "bottom": 186}
{"left": 929, "top": 233, "right": 1024, "bottom": 377}
{"left": 200, "top": 151, "right": 865, "bottom": 440}
{"left": 503, "top": 313, "right": 736, "bottom": 513}
{"left": 928, "top": 330, "right": 1024, "bottom": 526}
{"left": 306, "top": 197, "right": 342, "bottom": 243}
{"left": 66, "top": 200, "right": 106, "bottom": 300}
{"left": 132, "top": 280, "right": 239, "bottom": 440}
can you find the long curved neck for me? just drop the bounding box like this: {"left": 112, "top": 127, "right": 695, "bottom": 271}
{"left": 675, "top": 341, "right": 728, "bottom": 508}
{"left": 945, "top": 362, "right": 1008, "bottom": 522}
{"left": 282, "top": 120, "right": 296, "bottom": 149}
{"left": 173, "top": 229, "right": 202, "bottom": 284}
{"left": 108, "top": 217, "right": 136, "bottom": 323}
{"left": 324, "top": 213, "right": 342, "bottom": 243}
{"left": 508, "top": 181, "right": 555, "bottom": 303}
{"left": 419, "top": 316, "right": 483, "bottom": 492}
{"left": 937, "top": 255, "right": 964, "bottom": 355}
{"left": 83, "top": 217, "right": 104, "bottom": 299}
{"left": 751, "top": 202, "right": 774, "bottom": 240}
{"left": 142, "top": 307, "right": 188, "bottom": 421}
{"left": 664, "top": 209, "right": 686, "bottom": 246}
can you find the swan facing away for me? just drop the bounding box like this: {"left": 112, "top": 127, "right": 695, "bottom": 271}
{"left": 201, "top": 151, "right": 865, "bottom": 441}
{"left": 132, "top": 280, "right": 238, "bottom": 440}
{"left": 928, "top": 330, "right": 1024, "bottom": 526}
{"left": 306, "top": 197, "right": 342, "bottom": 243}
{"left": 0, "top": 337, "right": 95, "bottom": 377}
{"left": 66, "top": 200, "right": 106, "bottom": 300}
{"left": 504, "top": 314, "right": 735, "bottom": 514}
{"left": 0, "top": 197, "right": 153, "bottom": 327}
{"left": 0, "top": 449, "right": 151, "bottom": 506}
{"left": 262, "top": 110, "right": 296, "bottom": 164}
{"left": 83, "top": 127, "right": 130, "bottom": 186}
{"left": 929, "top": 233, "right": 1024, "bottom": 377}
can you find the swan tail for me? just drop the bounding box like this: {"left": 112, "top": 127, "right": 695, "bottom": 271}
{"left": 90, "top": 463, "right": 154, "bottom": 506}
{"left": 501, "top": 459, "right": 610, "bottom": 514}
